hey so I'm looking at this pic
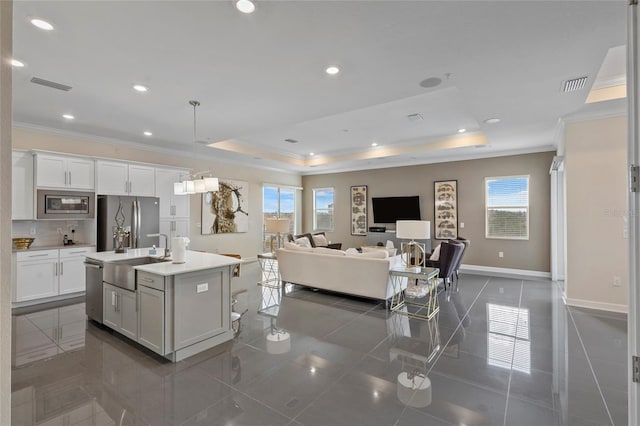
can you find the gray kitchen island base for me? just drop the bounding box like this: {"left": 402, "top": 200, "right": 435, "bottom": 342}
{"left": 91, "top": 249, "right": 241, "bottom": 363}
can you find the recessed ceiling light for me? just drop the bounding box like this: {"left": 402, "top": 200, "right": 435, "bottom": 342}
{"left": 143, "top": 131, "right": 152, "bottom": 136}
{"left": 484, "top": 118, "right": 501, "bottom": 124}
{"left": 62, "top": 114, "right": 75, "bottom": 120}
{"left": 371, "top": 142, "right": 378, "bottom": 147}
{"left": 309, "top": 152, "right": 315, "bottom": 156}
{"left": 326, "top": 66, "right": 340, "bottom": 75}
{"left": 30, "top": 18, "right": 54, "bottom": 31}
{"left": 133, "top": 84, "right": 148, "bottom": 92}
{"left": 458, "top": 128, "right": 466, "bottom": 133}
{"left": 236, "top": 0, "right": 255, "bottom": 13}
{"left": 11, "top": 59, "right": 24, "bottom": 67}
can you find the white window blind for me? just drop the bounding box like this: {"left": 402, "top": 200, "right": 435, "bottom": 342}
{"left": 485, "top": 176, "right": 529, "bottom": 240}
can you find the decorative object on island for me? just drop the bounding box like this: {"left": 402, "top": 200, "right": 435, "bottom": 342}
{"left": 202, "top": 178, "right": 249, "bottom": 234}
{"left": 12, "top": 237, "right": 35, "bottom": 250}
{"left": 113, "top": 200, "right": 129, "bottom": 253}
{"left": 396, "top": 220, "right": 430, "bottom": 268}
{"left": 350, "top": 185, "right": 368, "bottom": 235}
{"left": 434, "top": 180, "right": 458, "bottom": 240}
{"left": 265, "top": 217, "right": 290, "bottom": 253}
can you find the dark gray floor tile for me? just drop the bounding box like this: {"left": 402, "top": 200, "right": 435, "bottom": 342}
{"left": 293, "top": 370, "right": 407, "bottom": 426}
{"left": 180, "top": 391, "right": 293, "bottom": 426}
{"left": 505, "top": 397, "right": 561, "bottom": 426}
{"left": 241, "top": 360, "right": 340, "bottom": 417}
{"left": 509, "top": 369, "right": 555, "bottom": 408}
{"left": 396, "top": 407, "right": 453, "bottom": 426}
{"left": 429, "top": 350, "right": 510, "bottom": 394}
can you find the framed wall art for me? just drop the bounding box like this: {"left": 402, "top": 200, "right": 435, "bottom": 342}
{"left": 350, "top": 185, "right": 368, "bottom": 236}
{"left": 434, "top": 180, "right": 458, "bottom": 240}
{"left": 202, "top": 178, "right": 249, "bottom": 234}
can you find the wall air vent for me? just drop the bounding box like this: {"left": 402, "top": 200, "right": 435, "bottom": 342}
{"left": 30, "top": 77, "right": 72, "bottom": 92}
{"left": 562, "top": 76, "right": 588, "bottom": 93}
{"left": 284, "top": 139, "right": 299, "bottom": 144}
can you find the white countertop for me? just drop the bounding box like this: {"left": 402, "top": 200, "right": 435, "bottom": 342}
{"left": 85, "top": 248, "right": 241, "bottom": 276}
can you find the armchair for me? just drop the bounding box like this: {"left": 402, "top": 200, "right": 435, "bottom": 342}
{"left": 425, "top": 240, "right": 465, "bottom": 289}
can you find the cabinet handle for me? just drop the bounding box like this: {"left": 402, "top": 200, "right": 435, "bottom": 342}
{"left": 64, "top": 171, "right": 67, "bottom": 185}
{"left": 141, "top": 277, "right": 154, "bottom": 283}
{"left": 112, "top": 291, "right": 117, "bottom": 309}
{"left": 171, "top": 221, "right": 176, "bottom": 232}
{"left": 59, "top": 326, "right": 62, "bottom": 339}
{"left": 135, "top": 291, "right": 138, "bottom": 312}
{"left": 69, "top": 171, "right": 72, "bottom": 185}
{"left": 54, "top": 263, "right": 57, "bottom": 276}
{"left": 171, "top": 205, "right": 176, "bottom": 216}
{"left": 27, "top": 253, "right": 48, "bottom": 258}
{"left": 60, "top": 262, "right": 64, "bottom": 276}
{"left": 69, "top": 251, "right": 86, "bottom": 255}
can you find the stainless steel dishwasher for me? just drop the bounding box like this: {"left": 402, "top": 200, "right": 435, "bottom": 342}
{"left": 85, "top": 259, "right": 104, "bottom": 323}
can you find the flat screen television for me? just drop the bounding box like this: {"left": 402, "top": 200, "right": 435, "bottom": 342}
{"left": 371, "top": 196, "right": 421, "bottom": 224}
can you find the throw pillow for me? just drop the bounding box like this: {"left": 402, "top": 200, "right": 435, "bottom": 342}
{"left": 312, "top": 234, "right": 328, "bottom": 247}
{"left": 430, "top": 244, "right": 441, "bottom": 261}
{"left": 294, "top": 236, "right": 312, "bottom": 248}
{"left": 313, "top": 247, "right": 345, "bottom": 256}
{"left": 289, "top": 244, "right": 314, "bottom": 252}
{"left": 345, "top": 248, "right": 359, "bottom": 255}
{"left": 284, "top": 242, "right": 300, "bottom": 250}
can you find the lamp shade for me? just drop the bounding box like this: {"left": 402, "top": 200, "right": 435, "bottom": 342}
{"left": 396, "top": 220, "right": 430, "bottom": 240}
{"left": 184, "top": 180, "right": 196, "bottom": 194}
{"left": 194, "top": 179, "right": 206, "bottom": 193}
{"left": 203, "top": 177, "right": 219, "bottom": 192}
{"left": 174, "top": 182, "right": 186, "bottom": 195}
{"left": 265, "top": 218, "right": 290, "bottom": 233}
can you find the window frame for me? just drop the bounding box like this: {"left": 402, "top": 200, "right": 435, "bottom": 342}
{"left": 262, "top": 185, "right": 297, "bottom": 252}
{"left": 312, "top": 187, "right": 335, "bottom": 232}
{"left": 484, "top": 175, "right": 530, "bottom": 240}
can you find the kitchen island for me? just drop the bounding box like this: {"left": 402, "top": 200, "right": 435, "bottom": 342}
{"left": 85, "top": 249, "right": 242, "bottom": 362}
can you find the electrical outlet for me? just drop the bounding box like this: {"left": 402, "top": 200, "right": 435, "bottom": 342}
{"left": 29, "top": 227, "right": 36, "bottom": 235}
{"left": 613, "top": 276, "right": 621, "bottom": 287}
{"left": 498, "top": 251, "right": 504, "bottom": 258}
{"left": 460, "top": 222, "right": 465, "bottom": 229}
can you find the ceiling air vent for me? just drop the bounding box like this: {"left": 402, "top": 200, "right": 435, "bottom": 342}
{"left": 284, "top": 138, "right": 299, "bottom": 144}
{"left": 30, "top": 77, "right": 72, "bottom": 92}
{"left": 407, "top": 113, "right": 423, "bottom": 122}
{"left": 561, "top": 76, "right": 588, "bottom": 93}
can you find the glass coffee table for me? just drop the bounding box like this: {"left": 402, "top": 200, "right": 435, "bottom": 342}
{"left": 389, "top": 266, "right": 440, "bottom": 320}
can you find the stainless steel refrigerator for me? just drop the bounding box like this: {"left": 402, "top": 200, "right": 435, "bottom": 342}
{"left": 97, "top": 195, "right": 160, "bottom": 252}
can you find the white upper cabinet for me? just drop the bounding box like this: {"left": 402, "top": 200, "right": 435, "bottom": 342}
{"left": 35, "top": 153, "right": 94, "bottom": 190}
{"left": 155, "top": 167, "right": 190, "bottom": 219}
{"left": 96, "top": 160, "right": 155, "bottom": 196}
{"left": 12, "top": 151, "right": 34, "bottom": 220}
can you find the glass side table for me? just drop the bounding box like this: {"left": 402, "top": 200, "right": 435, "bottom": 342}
{"left": 257, "top": 252, "right": 281, "bottom": 315}
{"left": 389, "top": 267, "right": 440, "bottom": 320}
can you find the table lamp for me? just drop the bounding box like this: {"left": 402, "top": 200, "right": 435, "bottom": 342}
{"left": 265, "top": 218, "right": 290, "bottom": 253}
{"left": 396, "top": 220, "right": 430, "bottom": 269}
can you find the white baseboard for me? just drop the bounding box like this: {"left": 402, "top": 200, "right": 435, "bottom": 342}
{"left": 564, "top": 297, "right": 628, "bottom": 314}
{"left": 460, "top": 264, "right": 551, "bottom": 279}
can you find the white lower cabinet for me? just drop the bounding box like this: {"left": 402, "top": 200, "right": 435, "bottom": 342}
{"left": 103, "top": 283, "right": 138, "bottom": 341}
{"left": 13, "top": 246, "right": 96, "bottom": 304}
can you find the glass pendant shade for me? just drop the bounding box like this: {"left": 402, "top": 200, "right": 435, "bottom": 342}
{"left": 174, "top": 182, "right": 185, "bottom": 195}
{"left": 204, "top": 177, "right": 219, "bottom": 192}
{"left": 194, "top": 179, "right": 206, "bottom": 193}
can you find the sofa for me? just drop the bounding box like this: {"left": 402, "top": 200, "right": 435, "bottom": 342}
{"left": 287, "top": 232, "right": 342, "bottom": 250}
{"left": 276, "top": 246, "right": 407, "bottom": 301}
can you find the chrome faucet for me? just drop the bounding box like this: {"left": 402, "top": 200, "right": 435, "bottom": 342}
{"left": 147, "top": 233, "right": 171, "bottom": 258}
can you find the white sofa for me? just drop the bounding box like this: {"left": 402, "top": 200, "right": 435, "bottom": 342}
{"left": 276, "top": 247, "right": 407, "bottom": 301}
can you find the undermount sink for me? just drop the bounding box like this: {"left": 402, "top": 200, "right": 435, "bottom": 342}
{"left": 103, "top": 256, "right": 170, "bottom": 291}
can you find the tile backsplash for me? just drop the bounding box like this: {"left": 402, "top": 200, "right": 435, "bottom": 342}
{"left": 12, "top": 220, "right": 95, "bottom": 247}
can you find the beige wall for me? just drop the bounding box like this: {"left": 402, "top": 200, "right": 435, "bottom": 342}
{"left": 565, "top": 115, "right": 628, "bottom": 311}
{"left": 1, "top": 1, "right": 12, "bottom": 422}
{"left": 302, "top": 151, "right": 554, "bottom": 272}
{"left": 13, "top": 127, "right": 302, "bottom": 260}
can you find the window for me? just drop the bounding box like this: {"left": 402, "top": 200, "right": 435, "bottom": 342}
{"left": 485, "top": 175, "right": 529, "bottom": 240}
{"left": 263, "top": 185, "right": 297, "bottom": 252}
{"left": 313, "top": 188, "right": 334, "bottom": 231}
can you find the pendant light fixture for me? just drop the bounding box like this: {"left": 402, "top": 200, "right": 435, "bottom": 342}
{"left": 173, "top": 100, "right": 220, "bottom": 195}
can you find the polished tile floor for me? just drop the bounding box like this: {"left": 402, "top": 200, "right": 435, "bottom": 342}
{"left": 10, "top": 264, "right": 628, "bottom": 425}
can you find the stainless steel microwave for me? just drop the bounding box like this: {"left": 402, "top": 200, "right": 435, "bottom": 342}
{"left": 37, "top": 189, "right": 95, "bottom": 219}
